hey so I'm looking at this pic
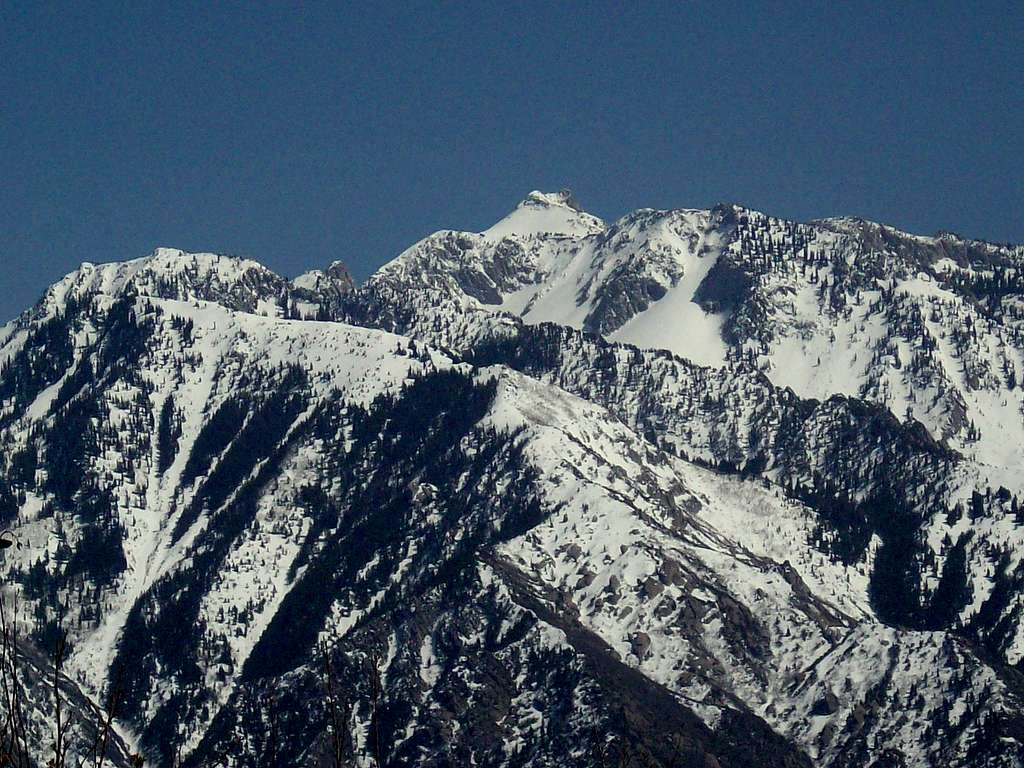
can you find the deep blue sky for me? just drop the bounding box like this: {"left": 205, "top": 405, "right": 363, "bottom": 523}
{"left": 2, "top": 1, "right": 1022, "bottom": 321}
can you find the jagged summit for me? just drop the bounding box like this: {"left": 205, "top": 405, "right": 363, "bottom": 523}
{"left": 523, "top": 188, "right": 583, "bottom": 210}
{"left": 290, "top": 260, "right": 355, "bottom": 294}
{"left": 482, "top": 188, "right": 605, "bottom": 240}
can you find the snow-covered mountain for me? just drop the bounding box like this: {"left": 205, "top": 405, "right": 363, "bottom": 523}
{"left": 366, "top": 192, "right": 1024, "bottom": 474}
{"left": 1, "top": 194, "right": 1024, "bottom": 767}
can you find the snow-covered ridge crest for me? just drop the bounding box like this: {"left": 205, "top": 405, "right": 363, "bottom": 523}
{"left": 814, "top": 215, "right": 1024, "bottom": 255}
{"left": 21, "top": 247, "right": 290, "bottom": 321}
{"left": 16, "top": 247, "right": 361, "bottom": 328}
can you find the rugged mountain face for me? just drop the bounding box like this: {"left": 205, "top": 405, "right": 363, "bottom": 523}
{"left": 1, "top": 194, "right": 1024, "bottom": 767}
{"left": 291, "top": 261, "right": 357, "bottom": 319}
{"left": 0, "top": 282, "right": 820, "bottom": 766}
{"left": 362, "top": 194, "right": 1024, "bottom": 475}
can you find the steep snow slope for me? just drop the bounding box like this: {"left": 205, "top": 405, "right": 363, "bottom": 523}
{"left": 603, "top": 212, "right": 728, "bottom": 365}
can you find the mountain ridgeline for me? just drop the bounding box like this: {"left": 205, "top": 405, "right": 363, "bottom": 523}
{"left": 1, "top": 192, "right": 1024, "bottom": 766}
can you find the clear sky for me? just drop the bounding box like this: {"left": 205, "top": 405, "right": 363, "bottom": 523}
{"left": 2, "top": 1, "right": 1021, "bottom": 321}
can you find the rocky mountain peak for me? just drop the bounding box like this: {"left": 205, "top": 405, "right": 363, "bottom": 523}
{"left": 522, "top": 188, "right": 583, "bottom": 211}
{"left": 482, "top": 189, "right": 606, "bottom": 241}
{"left": 291, "top": 259, "right": 355, "bottom": 294}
